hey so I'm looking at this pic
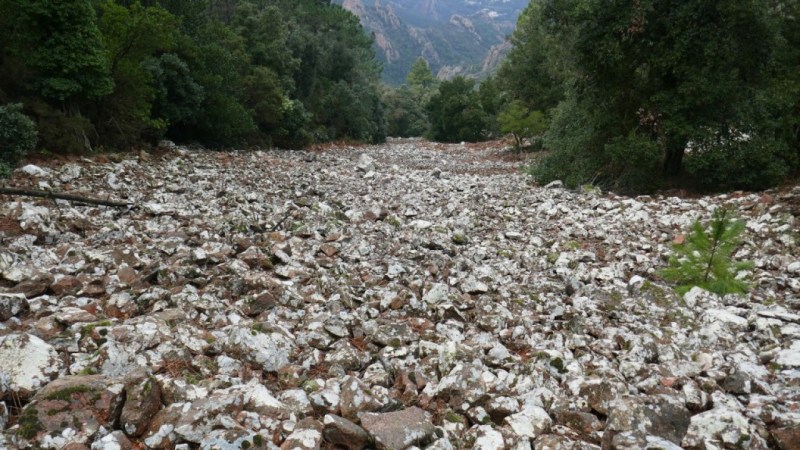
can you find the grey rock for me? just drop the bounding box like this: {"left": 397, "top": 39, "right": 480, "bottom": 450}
{"left": 223, "top": 324, "right": 294, "bottom": 372}
{"left": 682, "top": 407, "right": 753, "bottom": 449}
{"left": 0, "top": 293, "right": 29, "bottom": 321}
{"left": 282, "top": 418, "right": 324, "bottom": 450}
{"left": 323, "top": 414, "right": 371, "bottom": 450}
{"left": 360, "top": 407, "right": 436, "bottom": 450}
{"left": 121, "top": 368, "right": 162, "bottom": 437}
{"left": 603, "top": 395, "right": 690, "bottom": 447}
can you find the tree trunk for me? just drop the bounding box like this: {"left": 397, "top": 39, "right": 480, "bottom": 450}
{"left": 664, "top": 139, "right": 685, "bottom": 176}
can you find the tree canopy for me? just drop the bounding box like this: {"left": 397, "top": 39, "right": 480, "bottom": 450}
{"left": 0, "top": 0, "right": 386, "bottom": 153}
{"left": 498, "top": 0, "right": 800, "bottom": 192}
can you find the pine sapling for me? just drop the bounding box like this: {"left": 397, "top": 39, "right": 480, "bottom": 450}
{"left": 661, "top": 208, "right": 753, "bottom": 296}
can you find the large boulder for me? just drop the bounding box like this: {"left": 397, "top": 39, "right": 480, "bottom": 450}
{"left": 15, "top": 375, "right": 125, "bottom": 446}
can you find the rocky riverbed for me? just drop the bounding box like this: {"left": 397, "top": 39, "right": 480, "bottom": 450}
{"left": 0, "top": 139, "right": 799, "bottom": 449}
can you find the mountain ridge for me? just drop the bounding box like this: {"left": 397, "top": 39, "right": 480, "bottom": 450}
{"left": 335, "top": 0, "right": 528, "bottom": 84}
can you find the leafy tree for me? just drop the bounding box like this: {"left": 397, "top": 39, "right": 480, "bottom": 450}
{"left": 426, "top": 76, "right": 487, "bottom": 142}
{"left": 173, "top": 19, "right": 255, "bottom": 145}
{"left": 496, "top": 0, "right": 566, "bottom": 114}
{"left": 0, "top": 103, "right": 37, "bottom": 177}
{"left": 382, "top": 85, "right": 428, "bottom": 137}
{"left": 661, "top": 208, "right": 752, "bottom": 296}
{"left": 513, "top": 0, "right": 795, "bottom": 192}
{"left": 406, "top": 57, "right": 435, "bottom": 90}
{"left": 498, "top": 100, "right": 546, "bottom": 150}
{"left": 8, "top": 0, "right": 113, "bottom": 103}
{"left": 142, "top": 53, "right": 204, "bottom": 128}
{"left": 95, "top": 0, "right": 180, "bottom": 147}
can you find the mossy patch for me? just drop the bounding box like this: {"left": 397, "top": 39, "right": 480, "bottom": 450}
{"left": 18, "top": 407, "right": 43, "bottom": 439}
{"left": 45, "top": 385, "right": 92, "bottom": 401}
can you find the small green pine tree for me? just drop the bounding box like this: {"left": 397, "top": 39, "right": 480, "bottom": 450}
{"left": 661, "top": 208, "right": 753, "bottom": 296}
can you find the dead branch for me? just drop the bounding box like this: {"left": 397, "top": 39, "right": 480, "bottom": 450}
{"left": 0, "top": 187, "right": 133, "bottom": 208}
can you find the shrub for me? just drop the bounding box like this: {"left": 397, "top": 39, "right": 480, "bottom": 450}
{"left": 684, "top": 132, "right": 795, "bottom": 191}
{"left": 498, "top": 100, "right": 547, "bottom": 151}
{"left": 426, "top": 77, "right": 487, "bottom": 143}
{"left": 0, "top": 103, "right": 38, "bottom": 174}
{"left": 661, "top": 208, "right": 753, "bottom": 296}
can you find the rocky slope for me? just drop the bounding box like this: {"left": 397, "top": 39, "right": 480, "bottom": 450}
{"left": 335, "top": 0, "right": 527, "bottom": 84}
{"left": 0, "top": 139, "right": 799, "bottom": 449}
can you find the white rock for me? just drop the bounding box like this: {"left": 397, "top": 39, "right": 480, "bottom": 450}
{"left": 59, "top": 164, "right": 82, "bottom": 182}
{"left": 776, "top": 341, "right": 800, "bottom": 368}
{"left": 0, "top": 333, "right": 63, "bottom": 395}
{"left": 357, "top": 153, "right": 375, "bottom": 172}
{"left": 224, "top": 325, "right": 294, "bottom": 372}
{"left": 461, "top": 276, "right": 489, "bottom": 294}
{"left": 544, "top": 180, "right": 563, "bottom": 189}
{"left": 19, "top": 164, "right": 49, "bottom": 177}
{"left": 424, "top": 283, "right": 450, "bottom": 305}
{"left": 703, "top": 309, "right": 748, "bottom": 330}
{"left": 682, "top": 408, "right": 752, "bottom": 449}
{"left": 504, "top": 405, "right": 552, "bottom": 439}
{"left": 472, "top": 425, "right": 505, "bottom": 450}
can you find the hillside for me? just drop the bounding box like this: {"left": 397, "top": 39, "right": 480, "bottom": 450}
{"left": 334, "top": 0, "right": 528, "bottom": 84}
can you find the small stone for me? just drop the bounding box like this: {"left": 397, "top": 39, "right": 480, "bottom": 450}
{"left": 682, "top": 407, "right": 752, "bottom": 449}
{"left": 121, "top": 369, "right": 162, "bottom": 437}
{"left": 282, "top": 418, "right": 324, "bottom": 450}
{"left": 19, "top": 164, "right": 49, "bottom": 177}
{"left": 461, "top": 277, "right": 489, "bottom": 294}
{"left": 223, "top": 325, "right": 294, "bottom": 372}
{"left": 470, "top": 425, "right": 504, "bottom": 450}
{"left": 50, "top": 275, "right": 83, "bottom": 297}
{"left": 0, "top": 293, "right": 29, "bottom": 321}
{"left": 772, "top": 426, "right": 800, "bottom": 450}
{"left": 423, "top": 283, "right": 450, "bottom": 305}
{"left": 544, "top": 180, "right": 563, "bottom": 189}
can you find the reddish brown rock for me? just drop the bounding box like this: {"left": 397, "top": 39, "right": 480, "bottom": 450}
{"left": 50, "top": 275, "right": 82, "bottom": 297}
{"left": 121, "top": 368, "right": 162, "bottom": 437}
{"left": 18, "top": 375, "right": 125, "bottom": 444}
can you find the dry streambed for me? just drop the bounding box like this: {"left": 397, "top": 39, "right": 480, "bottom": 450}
{"left": 0, "top": 139, "right": 799, "bottom": 449}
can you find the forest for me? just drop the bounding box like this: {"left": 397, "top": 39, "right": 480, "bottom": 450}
{"left": 2, "top": 0, "right": 800, "bottom": 193}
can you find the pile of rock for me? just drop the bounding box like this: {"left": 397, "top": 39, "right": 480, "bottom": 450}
{"left": 0, "top": 140, "right": 798, "bottom": 449}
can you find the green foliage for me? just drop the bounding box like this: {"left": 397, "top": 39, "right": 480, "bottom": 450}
{"left": 427, "top": 77, "right": 487, "bottom": 143}
{"left": 10, "top": 0, "right": 113, "bottom": 102}
{"left": 0, "top": 103, "right": 37, "bottom": 174}
{"left": 684, "top": 132, "right": 795, "bottom": 191}
{"left": 382, "top": 85, "right": 428, "bottom": 137}
{"left": 496, "top": 1, "right": 566, "bottom": 114}
{"left": 96, "top": 0, "right": 180, "bottom": 147}
{"left": 506, "top": 0, "right": 799, "bottom": 192}
{"left": 406, "top": 58, "right": 435, "bottom": 90}
{"left": 661, "top": 208, "right": 753, "bottom": 296}
{"left": 142, "top": 53, "right": 204, "bottom": 127}
{"left": 0, "top": 0, "right": 387, "bottom": 151}
{"left": 498, "top": 100, "right": 546, "bottom": 150}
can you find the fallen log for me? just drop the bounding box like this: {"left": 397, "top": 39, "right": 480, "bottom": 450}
{"left": 0, "top": 187, "right": 133, "bottom": 208}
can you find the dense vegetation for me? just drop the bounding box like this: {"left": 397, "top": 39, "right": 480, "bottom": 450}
{"left": 495, "top": 0, "right": 800, "bottom": 192}
{"left": 2, "top": 0, "right": 798, "bottom": 194}
{"left": 0, "top": 0, "right": 385, "bottom": 166}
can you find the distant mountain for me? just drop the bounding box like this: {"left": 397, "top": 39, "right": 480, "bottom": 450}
{"left": 333, "top": 0, "right": 528, "bottom": 85}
